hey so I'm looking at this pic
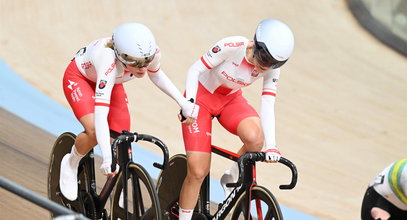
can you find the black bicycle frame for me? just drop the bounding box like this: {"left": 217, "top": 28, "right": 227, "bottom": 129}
{"left": 76, "top": 135, "right": 137, "bottom": 219}
{"left": 197, "top": 145, "right": 297, "bottom": 220}
{"left": 76, "top": 149, "right": 117, "bottom": 219}
{"left": 196, "top": 145, "right": 256, "bottom": 220}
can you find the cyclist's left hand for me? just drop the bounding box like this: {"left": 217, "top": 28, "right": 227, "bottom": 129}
{"left": 264, "top": 148, "right": 281, "bottom": 163}
{"left": 100, "top": 159, "right": 119, "bottom": 176}
{"left": 178, "top": 114, "right": 195, "bottom": 125}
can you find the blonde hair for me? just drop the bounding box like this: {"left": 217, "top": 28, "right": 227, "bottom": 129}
{"left": 106, "top": 40, "right": 114, "bottom": 49}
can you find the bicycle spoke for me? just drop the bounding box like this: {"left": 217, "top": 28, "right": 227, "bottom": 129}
{"left": 231, "top": 186, "right": 282, "bottom": 220}
{"left": 255, "top": 199, "right": 263, "bottom": 220}
{"left": 111, "top": 163, "right": 161, "bottom": 220}
{"left": 132, "top": 171, "right": 143, "bottom": 218}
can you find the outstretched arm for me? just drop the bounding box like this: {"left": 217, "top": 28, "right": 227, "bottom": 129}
{"left": 148, "top": 69, "right": 199, "bottom": 122}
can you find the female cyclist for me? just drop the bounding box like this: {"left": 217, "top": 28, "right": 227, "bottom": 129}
{"left": 177, "top": 19, "right": 294, "bottom": 219}
{"left": 59, "top": 22, "right": 199, "bottom": 201}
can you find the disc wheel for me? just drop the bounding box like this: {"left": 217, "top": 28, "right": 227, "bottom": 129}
{"left": 155, "top": 154, "right": 187, "bottom": 218}
{"left": 47, "top": 132, "right": 95, "bottom": 218}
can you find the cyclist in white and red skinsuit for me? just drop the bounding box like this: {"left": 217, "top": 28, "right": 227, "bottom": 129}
{"left": 60, "top": 22, "right": 199, "bottom": 201}
{"left": 177, "top": 19, "right": 295, "bottom": 219}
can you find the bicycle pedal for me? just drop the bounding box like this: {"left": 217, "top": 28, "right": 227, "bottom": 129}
{"left": 169, "top": 207, "right": 179, "bottom": 219}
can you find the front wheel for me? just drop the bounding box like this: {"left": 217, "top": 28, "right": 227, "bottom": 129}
{"left": 110, "top": 163, "right": 161, "bottom": 220}
{"left": 231, "top": 185, "right": 283, "bottom": 220}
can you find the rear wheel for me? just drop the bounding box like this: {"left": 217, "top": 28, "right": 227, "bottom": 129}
{"left": 156, "top": 154, "right": 187, "bottom": 218}
{"left": 48, "top": 132, "right": 96, "bottom": 219}
{"left": 110, "top": 163, "right": 161, "bottom": 220}
{"left": 231, "top": 185, "right": 282, "bottom": 220}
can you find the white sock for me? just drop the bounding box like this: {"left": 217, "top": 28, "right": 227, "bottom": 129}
{"left": 179, "top": 207, "right": 193, "bottom": 220}
{"left": 68, "top": 145, "right": 85, "bottom": 169}
{"left": 230, "top": 162, "right": 239, "bottom": 182}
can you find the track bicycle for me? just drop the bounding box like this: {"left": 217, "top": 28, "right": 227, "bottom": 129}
{"left": 156, "top": 145, "right": 297, "bottom": 220}
{"left": 48, "top": 130, "right": 169, "bottom": 220}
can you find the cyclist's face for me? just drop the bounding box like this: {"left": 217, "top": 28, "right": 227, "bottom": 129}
{"left": 253, "top": 58, "right": 270, "bottom": 73}
{"left": 126, "top": 65, "right": 148, "bottom": 78}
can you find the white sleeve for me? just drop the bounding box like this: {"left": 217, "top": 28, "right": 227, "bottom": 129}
{"left": 93, "top": 52, "right": 117, "bottom": 162}
{"left": 148, "top": 69, "right": 187, "bottom": 106}
{"left": 261, "top": 95, "right": 276, "bottom": 149}
{"left": 260, "top": 69, "right": 280, "bottom": 150}
{"left": 185, "top": 60, "right": 207, "bottom": 102}
{"left": 95, "top": 106, "right": 112, "bottom": 162}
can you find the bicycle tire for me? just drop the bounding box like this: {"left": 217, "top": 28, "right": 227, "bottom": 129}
{"left": 47, "top": 132, "right": 96, "bottom": 219}
{"left": 110, "top": 163, "right": 161, "bottom": 220}
{"left": 231, "top": 185, "right": 283, "bottom": 220}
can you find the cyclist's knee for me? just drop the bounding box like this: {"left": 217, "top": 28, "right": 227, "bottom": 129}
{"left": 87, "top": 129, "right": 97, "bottom": 140}
{"left": 80, "top": 129, "right": 97, "bottom": 146}
{"left": 186, "top": 167, "right": 209, "bottom": 183}
{"left": 185, "top": 151, "right": 210, "bottom": 182}
{"left": 241, "top": 131, "right": 264, "bottom": 151}
{"left": 237, "top": 118, "right": 264, "bottom": 151}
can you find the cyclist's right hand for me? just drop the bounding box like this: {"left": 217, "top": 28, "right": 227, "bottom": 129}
{"left": 264, "top": 148, "right": 281, "bottom": 163}
{"left": 100, "top": 159, "right": 119, "bottom": 176}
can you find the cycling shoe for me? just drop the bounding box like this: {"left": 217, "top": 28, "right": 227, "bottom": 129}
{"left": 59, "top": 153, "right": 78, "bottom": 201}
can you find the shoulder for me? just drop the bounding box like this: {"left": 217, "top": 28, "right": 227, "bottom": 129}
{"left": 90, "top": 38, "right": 116, "bottom": 61}
{"left": 387, "top": 159, "right": 407, "bottom": 180}
{"left": 216, "top": 36, "right": 248, "bottom": 49}
{"left": 206, "top": 36, "right": 248, "bottom": 59}
{"left": 147, "top": 46, "right": 161, "bottom": 72}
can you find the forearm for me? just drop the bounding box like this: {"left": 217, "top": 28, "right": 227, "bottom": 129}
{"left": 260, "top": 95, "right": 277, "bottom": 149}
{"left": 148, "top": 70, "right": 186, "bottom": 106}
{"left": 94, "top": 106, "right": 112, "bottom": 161}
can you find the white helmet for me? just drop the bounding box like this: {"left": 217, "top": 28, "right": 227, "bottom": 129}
{"left": 254, "top": 19, "right": 294, "bottom": 68}
{"left": 112, "top": 22, "right": 157, "bottom": 67}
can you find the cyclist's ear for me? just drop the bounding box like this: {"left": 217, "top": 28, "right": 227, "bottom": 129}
{"left": 110, "top": 130, "right": 120, "bottom": 139}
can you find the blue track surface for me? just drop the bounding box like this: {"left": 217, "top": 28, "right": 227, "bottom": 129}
{"left": 0, "top": 60, "right": 319, "bottom": 220}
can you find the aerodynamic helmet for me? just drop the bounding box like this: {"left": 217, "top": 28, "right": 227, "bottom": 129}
{"left": 112, "top": 22, "right": 157, "bottom": 68}
{"left": 254, "top": 19, "right": 294, "bottom": 69}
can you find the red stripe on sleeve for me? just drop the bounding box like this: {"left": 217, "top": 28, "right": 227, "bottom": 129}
{"left": 95, "top": 102, "right": 110, "bottom": 107}
{"left": 200, "top": 56, "right": 212, "bottom": 69}
{"left": 262, "top": 91, "right": 276, "bottom": 97}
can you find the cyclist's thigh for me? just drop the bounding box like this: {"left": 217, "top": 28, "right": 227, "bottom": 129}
{"left": 217, "top": 95, "right": 259, "bottom": 135}
{"left": 181, "top": 106, "right": 213, "bottom": 153}
{"left": 63, "top": 60, "right": 95, "bottom": 120}
{"left": 108, "top": 83, "right": 130, "bottom": 133}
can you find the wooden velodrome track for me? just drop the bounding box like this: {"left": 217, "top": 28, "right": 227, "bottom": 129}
{"left": 1, "top": 0, "right": 406, "bottom": 219}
